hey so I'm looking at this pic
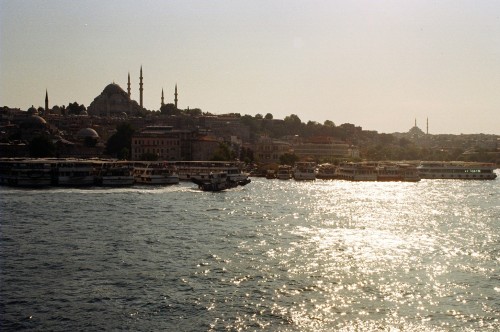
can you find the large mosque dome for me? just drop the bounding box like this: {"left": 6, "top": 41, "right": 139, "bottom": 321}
{"left": 87, "top": 82, "right": 143, "bottom": 117}
{"left": 102, "top": 83, "right": 128, "bottom": 98}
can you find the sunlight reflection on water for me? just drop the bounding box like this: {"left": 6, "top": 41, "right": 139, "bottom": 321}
{"left": 238, "top": 178, "right": 499, "bottom": 331}
{"left": 1, "top": 177, "right": 499, "bottom": 331}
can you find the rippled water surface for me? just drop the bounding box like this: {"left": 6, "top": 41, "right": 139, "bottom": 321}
{"left": 1, "top": 176, "right": 499, "bottom": 331}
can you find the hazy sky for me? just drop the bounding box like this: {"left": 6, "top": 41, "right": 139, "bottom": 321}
{"left": 1, "top": 0, "right": 499, "bottom": 134}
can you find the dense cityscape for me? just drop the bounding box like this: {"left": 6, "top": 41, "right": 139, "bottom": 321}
{"left": 1, "top": 70, "right": 499, "bottom": 168}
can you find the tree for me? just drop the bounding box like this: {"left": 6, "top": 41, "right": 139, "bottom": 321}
{"left": 279, "top": 153, "right": 299, "bottom": 166}
{"left": 67, "top": 102, "right": 86, "bottom": 115}
{"left": 284, "top": 114, "right": 301, "bottom": 125}
{"left": 29, "top": 135, "right": 55, "bottom": 157}
{"left": 283, "top": 114, "right": 303, "bottom": 135}
{"left": 378, "top": 133, "right": 395, "bottom": 145}
{"left": 160, "top": 103, "right": 180, "bottom": 116}
{"left": 324, "top": 120, "right": 335, "bottom": 127}
{"left": 211, "top": 142, "right": 234, "bottom": 161}
{"left": 241, "top": 114, "right": 260, "bottom": 133}
{"left": 239, "top": 147, "right": 254, "bottom": 164}
{"left": 106, "top": 123, "right": 135, "bottom": 159}
{"left": 255, "top": 113, "right": 263, "bottom": 119}
{"left": 264, "top": 113, "right": 273, "bottom": 120}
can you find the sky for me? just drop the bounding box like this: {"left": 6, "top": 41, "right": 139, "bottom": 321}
{"left": 1, "top": 0, "right": 499, "bottom": 135}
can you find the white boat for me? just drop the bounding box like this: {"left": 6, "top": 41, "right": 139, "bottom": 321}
{"left": 134, "top": 162, "right": 180, "bottom": 185}
{"left": 417, "top": 161, "right": 497, "bottom": 180}
{"left": 376, "top": 163, "right": 420, "bottom": 182}
{"left": 173, "top": 161, "right": 249, "bottom": 182}
{"left": 293, "top": 162, "right": 316, "bottom": 180}
{"left": 276, "top": 165, "right": 292, "bottom": 180}
{"left": 96, "top": 162, "right": 135, "bottom": 187}
{"left": 316, "top": 163, "right": 337, "bottom": 180}
{"left": 336, "top": 162, "right": 377, "bottom": 181}
{"left": 55, "top": 160, "right": 95, "bottom": 186}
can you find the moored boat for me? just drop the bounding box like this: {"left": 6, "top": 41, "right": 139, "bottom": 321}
{"left": 96, "top": 161, "right": 135, "bottom": 186}
{"left": 376, "top": 163, "right": 420, "bottom": 182}
{"left": 316, "top": 163, "right": 337, "bottom": 180}
{"left": 134, "top": 162, "right": 180, "bottom": 185}
{"left": 417, "top": 161, "right": 497, "bottom": 180}
{"left": 54, "top": 159, "right": 95, "bottom": 186}
{"left": 336, "top": 162, "right": 377, "bottom": 181}
{"left": 0, "top": 159, "right": 53, "bottom": 187}
{"left": 276, "top": 165, "right": 292, "bottom": 180}
{"left": 397, "top": 163, "right": 421, "bottom": 182}
{"left": 293, "top": 162, "right": 316, "bottom": 180}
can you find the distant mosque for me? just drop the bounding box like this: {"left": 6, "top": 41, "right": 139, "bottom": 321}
{"left": 407, "top": 118, "right": 429, "bottom": 141}
{"left": 87, "top": 67, "right": 145, "bottom": 117}
{"left": 85, "top": 66, "right": 179, "bottom": 117}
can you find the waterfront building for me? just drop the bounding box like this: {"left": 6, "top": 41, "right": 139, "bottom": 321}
{"left": 198, "top": 115, "right": 250, "bottom": 142}
{"left": 253, "top": 137, "right": 292, "bottom": 163}
{"left": 131, "top": 126, "right": 183, "bottom": 161}
{"left": 292, "top": 136, "right": 354, "bottom": 161}
{"left": 191, "top": 136, "right": 220, "bottom": 161}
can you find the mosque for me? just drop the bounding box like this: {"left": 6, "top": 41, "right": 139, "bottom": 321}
{"left": 42, "top": 66, "right": 178, "bottom": 118}
{"left": 87, "top": 67, "right": 146, "bottom": 117}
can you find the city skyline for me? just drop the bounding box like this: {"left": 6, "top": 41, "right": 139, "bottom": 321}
{"left": 1, "top": 0, "right": 499, "bottom": 135}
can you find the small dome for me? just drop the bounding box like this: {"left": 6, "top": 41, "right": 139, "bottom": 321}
{"left": 27, "top": 106, "right": 38, "bottom": 115}
{"left": 77, "top": 128, "right": 99, "bottom": 139}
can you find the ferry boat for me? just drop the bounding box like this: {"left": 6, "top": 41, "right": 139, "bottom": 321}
{"left": 0, "top": 159, "right": 52, "bottom": 187}
{"left": 96, "top": 162, "right": 135, "bottom": 187}
{"left": 417, "top": 161, "right": 497, "bottom": 180}
{"left": 191, "top": 172, "right": 230, "bottom": 191}
{"left": 276, "top": 165, "right": 292, "bottom": 180}
{"left": 316, "top": 163, "right": 337, "bottom": 180}
{"left": 395, "top": 163, "right": 421, "bottom": 182}
{"left": 376, "top": 163, "right": 420, "bottom": 182}
{"left": 54, "top": 159, "right": 95, "bottom": 186}
{"left": 293, "top": 162, "right": 316, "bottom": 180}
{"left": 172, "top": 161, "right": 248, "bottom": 182}
{"left": 336, "top": 162, "right": 377, "bottom": 181}
{"left": 134, "top": 162, "right": 180, "bottom": 185}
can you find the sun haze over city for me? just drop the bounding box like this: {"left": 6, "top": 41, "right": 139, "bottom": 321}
{"left": 1, "top": 0, "right": 499, "bottom": 134}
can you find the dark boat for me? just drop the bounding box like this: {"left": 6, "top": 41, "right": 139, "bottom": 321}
{"left": 191, "top": 172, "right": 251, "bottom": 191}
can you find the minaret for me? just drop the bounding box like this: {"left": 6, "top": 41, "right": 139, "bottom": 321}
{"left": 45, "top": 89, "right": 49, "bottom": 114}
{"left": 414, "top": 118, "right": 417, "bottom": 127}
{"left": 174, "top": 84, "right": 178, "bottom": 109}
{"left": 127, "top": 72, "right": 131, "bottom": 98}
{"left": 426, "top": 117, "right": 429, "bottom": 135}
{"left": 161, "top": 88, "right": 165, "bottom": 107}
{"left": 139, "top": 66, "right": 144, "bottom": 108}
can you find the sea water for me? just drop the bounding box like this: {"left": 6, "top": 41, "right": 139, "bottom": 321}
{"left": 1, "top": 176, "right": 499, "bottom": 331}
